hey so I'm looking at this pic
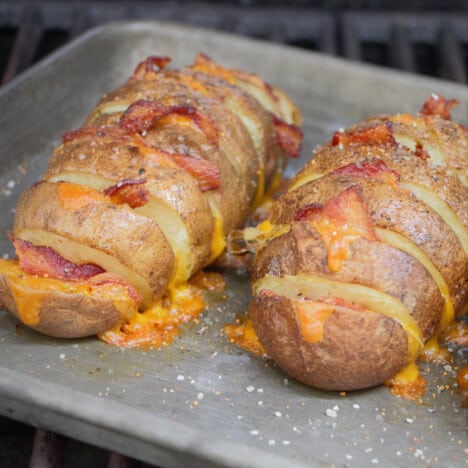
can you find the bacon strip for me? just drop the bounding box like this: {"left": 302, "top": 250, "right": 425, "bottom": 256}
{"left": 129, "top": 56, "right": 172, "bottom": 82}
{"left": 12, "top": 237, "right": 105, "bottom": 281}
{"left": 332, "top": 159, "right": 401, "bottom": 187}
{"left": 169, "top": 153, "right": 221, "bottom": 192}
{"left": 103, "top": 178, "right": 149, "bottom": 208}
{"left": 119, "top": 99, "right": 219, "bottom": 146}
{"left": 272, "top": 115, "right": 303, "bottom": 158}
{"left": 420, "top": 94, "right": 458, "bottom": 120}
{"left": 332, "top": 123, "right": 396, "bottom": 147}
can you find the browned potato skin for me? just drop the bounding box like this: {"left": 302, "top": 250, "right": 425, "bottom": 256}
{"left": 294, "top": 136, "right": 468, "bottom": 228}
{"left": 0, "top": 273, "right": 122, "bottom": 338}
{"left": 91, "top": 78, "right": 257, "bottom": 233}
{"left": 249, "top": 294, "right": 407, "bottom": 391}
{"left": 14, "top": 182, "right": 175, "bottom": 299}
{"left": 46, "top": 137, "right": 214, "bottom": 273}
{"left": 253, "top": 223, "right": 443, "bottom": 340}
{"left": 271, "top": 174, "right": 467, "bottom": 313}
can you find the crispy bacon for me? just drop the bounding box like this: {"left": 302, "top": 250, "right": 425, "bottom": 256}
{"left": 62, "top": 126, "right": 135, "bottom": 145}
{"left": 129, "top": 56, "right": 172, "bottom": 82}
{"left": 192, "top": 53, "right": 237, "bottom": 84}
{"left": 88, "top": 273, "right": 143, "bottom": 304}
{"left": 103, "top": 178, "right": 149, "bottom": 208}
{"left": 296, "top": 186, "right": 377, "bottom": 272}
{"left": 420, "top": 94, "right": 458, "bottom": 120}
{"left": 295, "top": 202, "right": 323, "bottom": 221}
{"left": 12, "top": 237, "right": 104, "bottom": 281}
{"left": 332, "top": 159, "right": 401, "bottom": 186}
{"left": 169, "top": 153, "right": 221, "bottom": 192}
{"left": 119, "top": 100, "right": 218, "bottom": 146}
{"left": 272, "top": 115, "right": 303, "bottom": 158}
{"left": 414, "top": 142, "right": 430, "bottom": 160}
{"left": 332, "top": 123, "right": 396, "bottom": 147}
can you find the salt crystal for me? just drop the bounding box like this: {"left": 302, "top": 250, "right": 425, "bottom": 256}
{"left": 246, "top": 385, "right": 255, "bottom": 393}
{"left": 326, "top": 409, "right": 337, "bottom": 418}
{"left": 177, "top": 375, "right": 185, "bottom": 381}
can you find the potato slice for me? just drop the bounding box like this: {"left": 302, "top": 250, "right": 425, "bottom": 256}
{"left": 14, "top": 182, "right": 175, "bottom": 303}
{"left": 0, "top": 260, "right": 139, "bottom": 338}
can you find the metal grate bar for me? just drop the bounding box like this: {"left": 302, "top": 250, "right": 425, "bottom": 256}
{"left": 439, "top": 24, "right": 467, "bottom": 83}
{"left": 341, "top": 15, "right": 362, "bottom": 61}
{"left": 2, "top": 7, "right": 43, "bottom": 84}
{"left": 69, "top": 7, "right": 92, "bottom": 40}
{"left": 390, "top": 24, "right": 416, "bottom": 73}
{"left": 29, "top": 428, "right": 65, "bottom": 468}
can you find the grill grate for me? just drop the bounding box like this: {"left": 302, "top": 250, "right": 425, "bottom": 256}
{"left": 0, "top": 2, "right": 467, "bottom": 467}
{"left": 0, "top": 3, "right": 467, "bottom": 84}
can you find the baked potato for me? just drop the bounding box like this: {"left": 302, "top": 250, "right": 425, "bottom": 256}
{"left": 0, "top": 55, "right": 301, "bottom": 340}
{"left": 249, "top": 95, "right": 467, "bottom": 392}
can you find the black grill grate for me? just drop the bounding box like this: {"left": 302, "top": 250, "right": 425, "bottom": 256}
{"left": 0, "top": 2, "right": 467, "bottom": 467}
{"left": 0, "top": 2, "right": 467, "bottom": 84}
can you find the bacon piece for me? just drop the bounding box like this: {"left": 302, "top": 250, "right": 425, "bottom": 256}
{"left": 103, "top": 178, "right": 149, "bottom": 208}
{"left": 12, "top": 237, "right": 104, "bottom": 281}
{"left": 332, "top": 159, "right": 401, "bottom": 187}
{"left": 88, "top": 273, "right": 143, "bottom": 304}
{"left": 169, "top": 153, "right": 221, "bottom": 192}
{"left": 414, "top": 142, "right": 430, "bottom": 160}
{"left": 129, "top": 56, "right": 172, "bottom": 82}
{"left": 62, "top": 126, "right": 135, "bottom": 145}
{"left": 119, "top": 100, "right": 218, "bottom": 146}
{"left": 192, "top": 53, "right": 237, "bottom": 84}
{"left": 297, "top": 186, "right": 378, "bottom": 272}
{"left": 332, "top": 123, "right": 396, "bottom": 147}
{"left": 295, "top": 202, "right": 323, "bottom": 222}
{"left": 272, "top": 115, "right": 303, "bottom": 158}
{"left": 420, "top": 94, "right": 458, "bottom": 120}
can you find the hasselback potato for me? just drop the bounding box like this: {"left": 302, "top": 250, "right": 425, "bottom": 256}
{"left": 249, "top": 95, "right": 467, "bottom": 392}
{"left": 0, "top": 54, "right": 301, "bottom": 341}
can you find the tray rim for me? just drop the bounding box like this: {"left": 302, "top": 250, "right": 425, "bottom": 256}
{"left": 0, "top": 19, "right": 466, "bottom": 468}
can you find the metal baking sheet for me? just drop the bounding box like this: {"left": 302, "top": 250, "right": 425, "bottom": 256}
{"left": 0, "top": 21, "right": 466, "bottom": 468}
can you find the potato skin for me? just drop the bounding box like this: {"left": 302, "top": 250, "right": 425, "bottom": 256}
{"left": 250, "top": 104, "right": 467, "bottom": 391}
{"left": 14, "top": 181, "right": 175, "bottom": 300}
{"left": 0, "top": 271, "right": 123, "bottom": 338}
{"left": 254, "top": 223, "right": 444, "bottom": 341}
{"left": 249, "top": 294, "right": 407, "bottom": 391}
{"left": 46, "top": 137, "right": 214, "bottom": 275}
{"left": 271, "top": 175, "right": 467, "bottom": 313}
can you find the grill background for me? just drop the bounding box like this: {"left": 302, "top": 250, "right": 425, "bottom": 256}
{"left": 0, "top": 2, "right": 467, "bottom": 467}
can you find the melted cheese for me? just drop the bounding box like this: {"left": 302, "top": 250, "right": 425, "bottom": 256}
{"left": 222, "top": 317, "right": 267, "bottom": 357}
{"left": 376, "top": 228, "right": 454, "bottom": 331}
{"left": 254, "top": 274, "right": 424, "bottom": 363}
{"left": 99, "top": 281, "right": 206, "bottom": 348}
{"left": 17, "top": 229, "right": 153, "bottom": 306}
{"left": 0, "top": 259, "right": 138, "bottom": 326}
{"left": 295, "top": 300, "right": 334, "bottom": 344}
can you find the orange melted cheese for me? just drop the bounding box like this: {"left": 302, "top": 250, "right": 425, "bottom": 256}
{"left": 313, "top": 219, "right": 367, "bottom": 272}
{"left": 57, "top": 182, "right": 108, "bottom": 210}
{"left": 386, "top": 363, "right": 428, "bottom": 401}
{"left": 222, "top": 317, "right": 267, "bottom": 357}
{"left": 98, "top": 271, "right": 224, "bottom": 349}
{"left": 0, "top": 259, "right": 138, "bottom": 327}
{"left": 295, "top": 301, "right": 334, "bottom": 344}
{"left": 419, "top": 335, "right": 453, "bottom": 364}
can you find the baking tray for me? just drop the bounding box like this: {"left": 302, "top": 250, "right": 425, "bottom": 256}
{"left": 0, "top": 21, "right": 467, "bottom": 468}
